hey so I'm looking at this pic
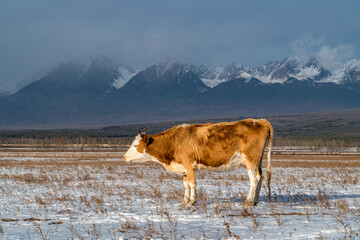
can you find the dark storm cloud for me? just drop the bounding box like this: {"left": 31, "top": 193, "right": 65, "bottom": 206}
{"left": 1, "top": 0, "right": 359, "bottom": 92}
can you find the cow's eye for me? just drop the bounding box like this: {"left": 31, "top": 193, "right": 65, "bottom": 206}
{"left": 134, "top": 145, "right": 138, "bottom": 147}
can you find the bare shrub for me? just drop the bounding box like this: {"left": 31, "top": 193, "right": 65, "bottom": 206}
{"left": 86, "top": 224, "right": 101, "bottom": 240}
{"left": 335, "top": 199, "right": 351, "bottom": 214}
{"left": 317, "top": 191, "right": 330, "bottom": 208}
{"left": 251, "top": 215, "right": 259, "bottom": 231}
{"left": 223, "top": 221, "right": 241, "bottom": 239}
{"left": 118, "top": 215, "right": 139, "bottom": 238}
{"left": 33, "top": 221, "right": 50, "bottom": 240}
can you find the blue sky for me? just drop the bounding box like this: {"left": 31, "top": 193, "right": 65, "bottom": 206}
{"left": 1, "top": 0, "right": 359, "bottom": 92}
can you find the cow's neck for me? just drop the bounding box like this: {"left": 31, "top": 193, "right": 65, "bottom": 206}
{"left": 146, "top": 133, "right": 175, "bottom": 165}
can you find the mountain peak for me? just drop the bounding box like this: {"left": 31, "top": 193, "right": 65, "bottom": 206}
{"left": 340, "top": 58, "right": 360, "bottom": 84}
{"left": 156, "top": 58, "right": 181, "bottom": 66}
{"left": 324, "top": 58, "right": 360, "bottom": 84}
{"left": 251, "top": 57, "right": 300, "bottom": 83}
{"left": 283, "top": 56, "right": 300, "bottom": 65}
{"left": 122, "top": 59, "right": 208, "bottom": 95}
{"left": 153, "top": 59, "right": 186, "bottom": 77}
{"left": 194, "top": 63, "right": 252, "bottom": 88}
{"left": 344, "top": 58, "right": 360, "bottom": 71}
{"left": 303, "top": 57, "right": 320, "bottom": 69}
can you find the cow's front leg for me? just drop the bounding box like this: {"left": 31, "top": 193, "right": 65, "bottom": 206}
{"left": 189, "top": 182, "right": 196, "bottom": 205}
{"left": 187, "top": 167, "right": 196, "bottom": 205}
{"left": 182, "top": 176, "right": 190, "bottom": 205}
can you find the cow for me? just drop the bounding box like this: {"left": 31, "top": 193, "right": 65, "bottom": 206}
{"left": 123, "top": 119, "right": 273, "bottom": 207}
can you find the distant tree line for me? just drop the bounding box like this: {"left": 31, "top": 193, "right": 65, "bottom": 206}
{"left": 274, "top": 136, "right": 360, "bottom": 149}
{"left": 1, "top": 111, "right": 360, "bottom": 149}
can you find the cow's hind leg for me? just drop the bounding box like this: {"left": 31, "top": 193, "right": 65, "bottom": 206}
{"left": 254, "top": 167, "right": 263, "bottom": 204}
{"left": 245, "top": 166, "right": 263, "bottom": 207}
{"left": 182, "top": 176, "right": 190, "bottom": 205}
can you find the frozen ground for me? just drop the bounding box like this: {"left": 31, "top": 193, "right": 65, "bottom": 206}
{"left": 0, "top": 149, "right": 359, "bottom": 239}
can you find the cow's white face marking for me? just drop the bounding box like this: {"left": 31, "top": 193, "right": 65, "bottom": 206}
{"left": 125, "top": 135, "right": 186, "bottom": 176}
{"left": 196, "top": 152, "right": 247, "bottom": 171}
{"left": 124, "top": 135, "right": 158, "bottom": 163}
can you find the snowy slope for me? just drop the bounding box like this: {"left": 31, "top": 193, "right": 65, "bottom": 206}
{"left": 112, "top": 66, "right": 138, "bottom": 89}
{"left": 326, "top": 58, "right": 360, "bottom": 84}
{"left": 252, "top": 57, "right": 300, "bottom": 83}
{"left": 194, "top": 64, "right": 252, "bottom": 88}
{"left": 196, "top": 65, "right": 224, "bottom": 88}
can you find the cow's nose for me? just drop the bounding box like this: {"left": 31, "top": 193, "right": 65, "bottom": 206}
{"left": 123, "top": 156, "right": 127, "bottom": 162}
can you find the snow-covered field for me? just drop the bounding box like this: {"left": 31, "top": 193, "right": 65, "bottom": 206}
{"left": 0, "top": 149, "right": 359, "bottom": 239}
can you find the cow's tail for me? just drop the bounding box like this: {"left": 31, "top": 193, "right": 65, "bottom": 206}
{"left": 266, "top": 121, "right": 273, "bottom": 201}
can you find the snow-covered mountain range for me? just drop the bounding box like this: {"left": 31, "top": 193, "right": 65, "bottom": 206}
{"left": 108, "top": 56, "right": 359, "bottom": 89}
{"left": 1, "top": 56, "right": 359, "bottom": 95}
{"left": 0, "top": 55, "right": 359, "bottom": 128}
{"left": 190, "top": 57, "right": 359, "bottom": 88}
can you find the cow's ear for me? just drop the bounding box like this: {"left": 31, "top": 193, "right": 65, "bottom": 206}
{"left": 147, "top": 137, "right": 154, "bottom": 146}
{"left": 142, "top": 135, "right": 154, "bottom": 146}
{"left": 137, "top": 128, "right": 143, "bottom": 137}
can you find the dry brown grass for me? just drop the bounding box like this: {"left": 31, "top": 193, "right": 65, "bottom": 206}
{"left": 268, "top": 154, "right": 360, "bottom": 168}
{"left": 1, "top": 147, "right": 359, "bottom": 168}
{"left": 273, "top": 154, "right": 360, "bottom": 160}
{"left": 0, "top": 159, "right": 125, "bottom": 168}
{"left": 270, "top": 160, "right": 360, "bottom": 168}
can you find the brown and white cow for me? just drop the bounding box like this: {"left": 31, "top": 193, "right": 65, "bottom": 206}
{"left": 124, "top": 119, "right": 273, "bottom": 207}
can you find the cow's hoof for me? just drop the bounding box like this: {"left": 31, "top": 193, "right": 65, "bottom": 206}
{"left": 188, "top": 200, "right": 196, "bottom": 206}
{"left": 182, "top": 200, "right": 189, "bottom": 205}
{"left": 244, "top": 200, "right": 256, "bottom": 207}
{"left": 182, "top": 197, "right": 190, "bottom": 205}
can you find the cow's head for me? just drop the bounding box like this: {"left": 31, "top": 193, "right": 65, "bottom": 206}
{"left": 124, "top": 128, "right": 154, "bottom": 163}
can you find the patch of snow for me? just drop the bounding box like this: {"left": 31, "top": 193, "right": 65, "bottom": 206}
{"left": 322, "top": 68, "right": 344, "bottom": 84}
{"left": 292, "top": 66, "right": 320, "bottom": 80}
{"left": 321, "top": 59, "right": 358, "bottom": 84}
{"left": 200, "top": 65, "right": 254, "bottom": 87}
{"left": 314, "top": 58, "right": 360, "bottom": 84}
{"left": 253, "top": 73, "right": 285, "bottom": 84}
{"left": 239, "top": 72, "right": 252, "bottom": 80}
{"left": 344, "top": 58, "right": 360, "bottom": 71}
{"left": 200, "top": 66, "right": 225, "bottom": 88}
{"left": 201, "top": 77, "right": 227, "bottom": 88}
{"left": 112, "top": 67, "right": 138, "bottom": 89}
